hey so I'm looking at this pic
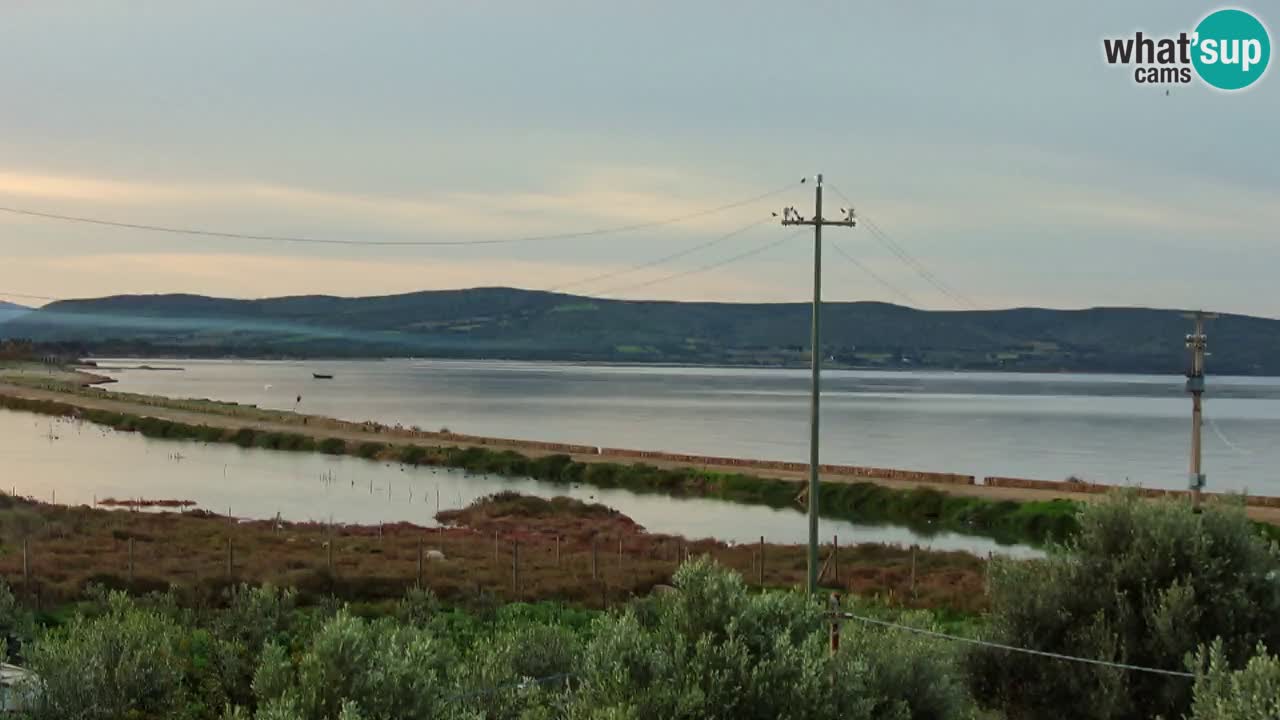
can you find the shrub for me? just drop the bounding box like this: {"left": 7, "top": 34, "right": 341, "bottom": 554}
{"left": 29, "top": 591, "right": 186, "bottom": 720}
{"left": 251, "top": 611, "right": 454, "bottom": 719}
{"left": 568, "top": 558, "right": 974, "bottom": 720}
{"left": 318, "top": 438, "right": 347, "bottom": 455}
{"left": 969, "top": 492, "right": 1280, "bottom": 720}
{"left": 1189, "top": 640, "right": 1280, "bottom": 719}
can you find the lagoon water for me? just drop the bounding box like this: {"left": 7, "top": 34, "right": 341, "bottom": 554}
{"left": 101, "top": 359, "right": 1280, "bottom": 495}
{"left": 0, "top": 410, "right": 1033, "bottom": 557}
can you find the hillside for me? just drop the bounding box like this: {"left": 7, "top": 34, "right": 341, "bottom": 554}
{"left": 1, "top": 287, "right": 1275, "bottom": 374}
{"left": 0, "top": 300, "right": 29, "bottom": 325}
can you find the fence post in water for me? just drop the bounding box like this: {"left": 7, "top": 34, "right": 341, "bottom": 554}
{"left": 758, "top": 536, "right": 765, "bottom": 586}
{"left": 417, "top": 537, "right": 424, "bottom": 588}
{"left": 591, "top": 537, "right": 599, "bottom": 580}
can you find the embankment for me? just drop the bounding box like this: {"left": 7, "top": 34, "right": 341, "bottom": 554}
{"left": 0, "top": 387, "right": 1076, "bottom": 546}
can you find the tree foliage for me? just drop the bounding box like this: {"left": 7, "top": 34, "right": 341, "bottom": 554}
{"left": 969, "top": 492, "right": 1280, "bottom": 720}
{"left": 1189, "top": 640, "right": 1280, "bottom": 719}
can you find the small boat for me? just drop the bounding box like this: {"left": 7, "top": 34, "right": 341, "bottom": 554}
{"left": 312, "top": 373, "right": 334, "bottom": 380}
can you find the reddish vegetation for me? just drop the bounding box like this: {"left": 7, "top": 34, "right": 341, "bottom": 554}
{"left": 96, "top": 497, "right": 198, "bottom": 509}
{"left": 0, "top": 493, "right": 990, "bottom": 612}
{"left": 436, "top": 492, "right": 647, "bottom": 545}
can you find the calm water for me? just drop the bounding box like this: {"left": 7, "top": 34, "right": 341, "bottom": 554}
{"left": 101, "top": 358, "right": 1280, "bottom": 495}
{"left": 0, "top": 409, "right": 1031, "bottom": 556}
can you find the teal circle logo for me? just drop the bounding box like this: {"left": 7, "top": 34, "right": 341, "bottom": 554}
{"left": 1192, "top": 8, "right": 1271, "bottom": 90}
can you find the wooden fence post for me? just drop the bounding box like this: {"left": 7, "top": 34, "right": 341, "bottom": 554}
{"left": 555, "top": 535, "right": 561, "bottom": 567}
{"left": 591, "top": 536, "right": 599, "bottom": 580}
{"left": 493, "top": 532, "right": 499, "bottom": 563}
{"left": 22, "top": 537, "right": 29, "bottom": 589}
{"left": 617, "top": 537, "right": 623, "bottom": 567}
{"left": 226, "top": 538, "right": 234, "bottom": 581}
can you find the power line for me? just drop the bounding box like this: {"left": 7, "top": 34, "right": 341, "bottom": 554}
{"left": 590, "top": 230, "right": 799, "bottom": 298}
{"left": 861, "top": 217, "right": 977, "bottom": 309}
{"left": 0, "top": 183, "right": 797, "bottom": 248}
{"left": 825, "top": 185, "right": 977, "bottom": 309}
{"left": 829, "top": 240, "right": 920, "bottom": 307}
{"left": 544, "top": 217, "right": 773, "bottom": 293}
{"left": 835, "top": 612, "right": 1195, "bottom": 679}
{"left": 0, "top": 219, "right": 776, "bottom": 307}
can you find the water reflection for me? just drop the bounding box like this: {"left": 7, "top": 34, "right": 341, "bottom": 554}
{"left": 2, "top": 409, "right": 1036, "bottom": 558}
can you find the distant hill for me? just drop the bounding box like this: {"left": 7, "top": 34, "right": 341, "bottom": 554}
{"left": 2, "top": 287, "right": 1275, "bottom": 374}
{"left": 0, "top": 300, "right": 30, "bottom": 326}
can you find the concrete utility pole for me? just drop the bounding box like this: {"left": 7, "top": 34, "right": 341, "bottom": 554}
{"left": 1184, "top": 311, "right": 1216, "bottom": 511}
{"left": 780, "top": 174, "right": 857, "bottom": 595}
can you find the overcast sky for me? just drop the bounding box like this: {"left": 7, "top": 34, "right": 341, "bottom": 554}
{"left": 0, "top": 2, "right": 1276, "bottom": 315}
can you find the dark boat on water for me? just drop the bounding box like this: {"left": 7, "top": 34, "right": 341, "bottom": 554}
{"left": 312, "top": 373, "right": 334, "bottom": 380}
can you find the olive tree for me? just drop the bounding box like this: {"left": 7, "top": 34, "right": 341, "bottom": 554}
{"left": 969, "top": 492, "right": 1280, "bottom": 720}
{"left": 567, "top": 557, "right": 975, "bottom": 720}
{"left": 28, "top": 591, "right": 186, "bottom": 720}
{"left": 1188, "top": 640, "right": 1280, "bottom": 719}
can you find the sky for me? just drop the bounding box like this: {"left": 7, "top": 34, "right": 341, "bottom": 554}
{"left": 0, "top": 1, "right": 1276, "bottom": 315}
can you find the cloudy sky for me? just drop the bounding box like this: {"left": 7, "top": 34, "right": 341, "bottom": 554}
{"left": 1, "top": 1, "right": 1276, "bottom": 314}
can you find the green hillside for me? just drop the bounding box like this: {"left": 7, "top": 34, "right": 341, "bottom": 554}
{"left": 1, "top": 287, "right": 1274, "bottom": 374}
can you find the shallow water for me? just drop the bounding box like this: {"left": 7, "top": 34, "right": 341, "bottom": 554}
{"left": 2, "top": 409, "right": 1036, "bottom": 557}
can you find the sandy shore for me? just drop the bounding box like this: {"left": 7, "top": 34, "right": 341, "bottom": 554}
{"left": 3, "top": 376, "right": 1278, "bottom": 525}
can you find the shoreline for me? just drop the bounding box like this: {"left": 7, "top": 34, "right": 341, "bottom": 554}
{"left": 87, "top": 353, "right": 1247, "bottom": 378}
{"left": 7, "top": 373, "right": 1279, "bottom": 514}
{"left": 3, "top": 374, "right": 1279, "bottom": 542}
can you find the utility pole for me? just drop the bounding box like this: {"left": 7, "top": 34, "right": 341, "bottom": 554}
{"left": 1184, "top": 311, "right": 1216, "bottom": 511}
{"left": 780, "top": 174, "right": 856, "bottom": 595}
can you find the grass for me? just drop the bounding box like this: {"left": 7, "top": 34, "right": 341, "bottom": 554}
{"left": 0, "top": 493, "right": 990, "bottom": 614}
{"left": 0, "top": 391, "right": 1080, "bottom": 546}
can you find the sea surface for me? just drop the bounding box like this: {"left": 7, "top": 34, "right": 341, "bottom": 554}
{"left": 100, "top": 359, "right": 1280, "bottom": 495}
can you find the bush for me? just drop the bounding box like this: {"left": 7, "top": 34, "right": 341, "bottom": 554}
{"left": 29, "top": 591, "right": 187, "bottom": 720}
{"left": 318, "top": 438, "right": 347, "bottom": 455}
{"left": 567, "top": 558, "right": 974, "bottom": 720}
{"left": 0, "top": 578, "right": 32, "bottom": 663}
{"left": 251, "top": 611, "right": 453, "bottom": 719}
{"left": 969, "top": 492, "right": 1280, "bottom": 720}
{"left": 1189, "top": 640, "right": 1280, "bottom": 719}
